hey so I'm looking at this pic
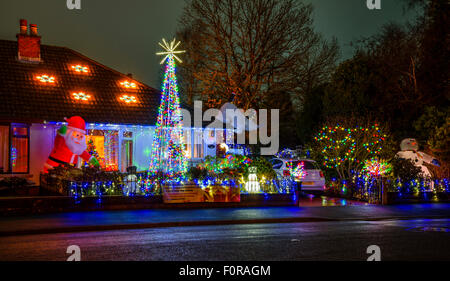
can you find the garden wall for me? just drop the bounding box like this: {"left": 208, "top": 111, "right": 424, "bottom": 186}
{"left": 386, "top": 192, "right": 450, "bottom": 204}
{"left": 0, "top": 193, "right": 297, "bottom": 216}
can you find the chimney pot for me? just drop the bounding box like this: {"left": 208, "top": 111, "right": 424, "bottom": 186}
{"left": 19, "top": 19, "right": 27, "bottom": 35}
{"left": 16, "top": 20, "right": 41, "bottom": 62}
{"left": 29, "top": 24, "right": 38, "bottom": 36}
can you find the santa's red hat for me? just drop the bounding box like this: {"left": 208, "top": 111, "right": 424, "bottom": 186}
{"left": 65, "top": 116, "right": 86, "bottom": 134}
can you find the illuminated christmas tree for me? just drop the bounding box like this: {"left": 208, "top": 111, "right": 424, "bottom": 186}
{"left": 87, "top": 139, "right": 105, "bottom": 169}
{"left": 147, "top": 38, "right": 187, "bottom": 184}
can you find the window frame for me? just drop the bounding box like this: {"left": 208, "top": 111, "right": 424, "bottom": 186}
{"left": 0, "top": 123, "right": 30, "bottom": 174}
{"left": 121, "top": 130, "right": 134, "bottom": 172}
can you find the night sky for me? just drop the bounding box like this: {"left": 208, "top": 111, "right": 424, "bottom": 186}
{"left": 0, "top": 0, "right": 419, "bottom": 88}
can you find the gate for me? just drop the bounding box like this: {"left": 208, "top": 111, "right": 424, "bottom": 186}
{"left": 355, "top": 176, "right": 385, "bottom": 204}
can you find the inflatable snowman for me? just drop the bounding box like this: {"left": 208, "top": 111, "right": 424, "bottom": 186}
{"left": 396, "top": 138, "right": 440, "bottom": 178}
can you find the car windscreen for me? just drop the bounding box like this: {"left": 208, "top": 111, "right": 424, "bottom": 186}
{"left": 270, "top": 159, "right": 284, "bottom": 169}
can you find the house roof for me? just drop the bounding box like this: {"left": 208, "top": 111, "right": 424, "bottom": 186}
{"left": 0, "top": 39, "right": 162, "bottom": 125}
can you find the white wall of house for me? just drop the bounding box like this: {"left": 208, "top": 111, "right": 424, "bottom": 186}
{"left": 132, "top": 127, "right": 154, "bottom": 172}
{"left": 25, "top": 123, "right": 234, "bottom": 185}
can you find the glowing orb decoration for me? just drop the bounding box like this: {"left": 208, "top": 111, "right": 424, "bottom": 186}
{"left": 245, "top": 166, "right": 260, "bottom": 193}
{"left": 36, "top": 75, "right": 55, "bottom": 83}
{"left": 72, "top": 92, "right": 91, "bottom": 101}
{"left": 156, "top": 38, "right": 186, "bottom": 64}
{"left": 120, "top": 81, "right": 137, "bottom": 89}
{"left": 119, "top": 94, "right": 137, "bottom": 103}
{"left": 71, "top": 65, "right": 89, "bottom": 73}
{"left": 363, "top": 158, "right": 392, "bottom": 177}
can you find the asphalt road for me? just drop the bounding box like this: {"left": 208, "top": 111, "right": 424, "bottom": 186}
{"left": 0, "top": 218, "right": 449, "bottom": 261}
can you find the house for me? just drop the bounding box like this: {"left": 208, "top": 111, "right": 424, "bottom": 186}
{"left": 0, "top": 19, "right": 236, "bottom": 185}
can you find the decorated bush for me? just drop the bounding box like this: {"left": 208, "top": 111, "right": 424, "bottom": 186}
{"left": 197, "top": 154, "right": 251, "bottom": 181}
{"left": 42, "top": 164, "right": 126, "bottom": 196}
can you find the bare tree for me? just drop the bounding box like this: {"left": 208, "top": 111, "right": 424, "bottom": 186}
{"left": 177, "top": 0, "right": 339, "bottom": 110}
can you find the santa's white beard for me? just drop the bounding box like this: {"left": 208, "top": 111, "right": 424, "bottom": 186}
{"left": 65, "top": 131, "right": 87, "bottom": 155}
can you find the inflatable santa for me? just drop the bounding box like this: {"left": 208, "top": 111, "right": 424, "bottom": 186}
{"left": 396, "top": 138, "right": 440, "bottom": 178}
{"left": 44, "top": 116, "right": 99, "bottom": 172}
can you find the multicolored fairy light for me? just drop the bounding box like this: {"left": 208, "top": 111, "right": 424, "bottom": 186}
{"left": 286, "top": 161, "right": 307, "bottom": 181}
{"left": 200, "top": 154, "right": 251, "bottom": 174}
{"left": 314, "top": 124, "right": 386, "bottom": 169}
{"left": 11, "top": 147, "right": 17, "bottom": 167}
{"left": 363, "top": 158, "right": 392, "bottom": 177}
{"left": 147, "top": 38, "right": 187, "bottom": 184}
{"left": 104, "top": 130, "right": 119, "bottom": 171}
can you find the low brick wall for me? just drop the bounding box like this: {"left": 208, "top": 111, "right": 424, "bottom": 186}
{"left": 0, "top": 193, "right": 297, "bottom": 216}
{"left": 386, "top": 192, "right": 450, "bottom": 204}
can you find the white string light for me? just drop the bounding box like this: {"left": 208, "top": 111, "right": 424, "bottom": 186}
{"left": 156, "top": 38, "right": 186, "bottom": 64}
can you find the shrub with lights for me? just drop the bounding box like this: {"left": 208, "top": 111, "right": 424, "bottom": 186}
{"left": 241, "top": 157, "right": 279, "bottom": 193}
{"left": 185, "top": 154, "right": 279, "bottom": 194}
{"left": 310, "top": 117, "right": 395, "bottom": 197}
{"left": 42, "top": 164, "right": 127, "bottom": 197}
{"left": 346, "top": 158, "right": 393, "bottom": 202}
{"left": 313, "top": 118, "right": 390, "bottom": 178}
{"left": 196, "top": 154, "right": 251, "bottom": 183}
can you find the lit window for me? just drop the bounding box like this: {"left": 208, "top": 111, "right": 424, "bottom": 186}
{"left": 120, "top": 81, "right": 137, "bottom": 89}
{"left": 72, "top": 92, "right": 91, "bottom": 101}
{"left": 119, "top": 95, "right": 137, "bottom": 103}
{"left": 86, "top": 130, "right": 119, "bottom": 171}
{"left": 36, "top": 75, "right": 55, "bottom": 83}
{"left": 71, "top": 65, "right": 89, "bottom": 73}
{"left": 11, "top": 125, "right": 29, "bottom": 173}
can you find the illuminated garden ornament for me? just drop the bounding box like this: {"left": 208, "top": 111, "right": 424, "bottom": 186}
{"left": 245, "top": 167, "right": 260, "bottom": 193}
{"left": 363, "top": 158, "right": 392, "bottom": 177}
{"left": 147, "top": 38, "right": 187, "bottom": 185}
{"left": 288, "top": 161, "right": 307, "bottom": 181}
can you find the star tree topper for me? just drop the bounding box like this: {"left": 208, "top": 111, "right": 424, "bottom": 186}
{"left": 156, "top": 38, "right": 186, "bottom": 64}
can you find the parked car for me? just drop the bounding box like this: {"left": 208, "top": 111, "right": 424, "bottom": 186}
{"left": 269, "top": 158, "right": 326, "bottom": 192}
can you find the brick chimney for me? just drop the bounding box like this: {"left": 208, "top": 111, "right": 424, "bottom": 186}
{"left": 16, "top": 19, "right": 41, "bottom": 62}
